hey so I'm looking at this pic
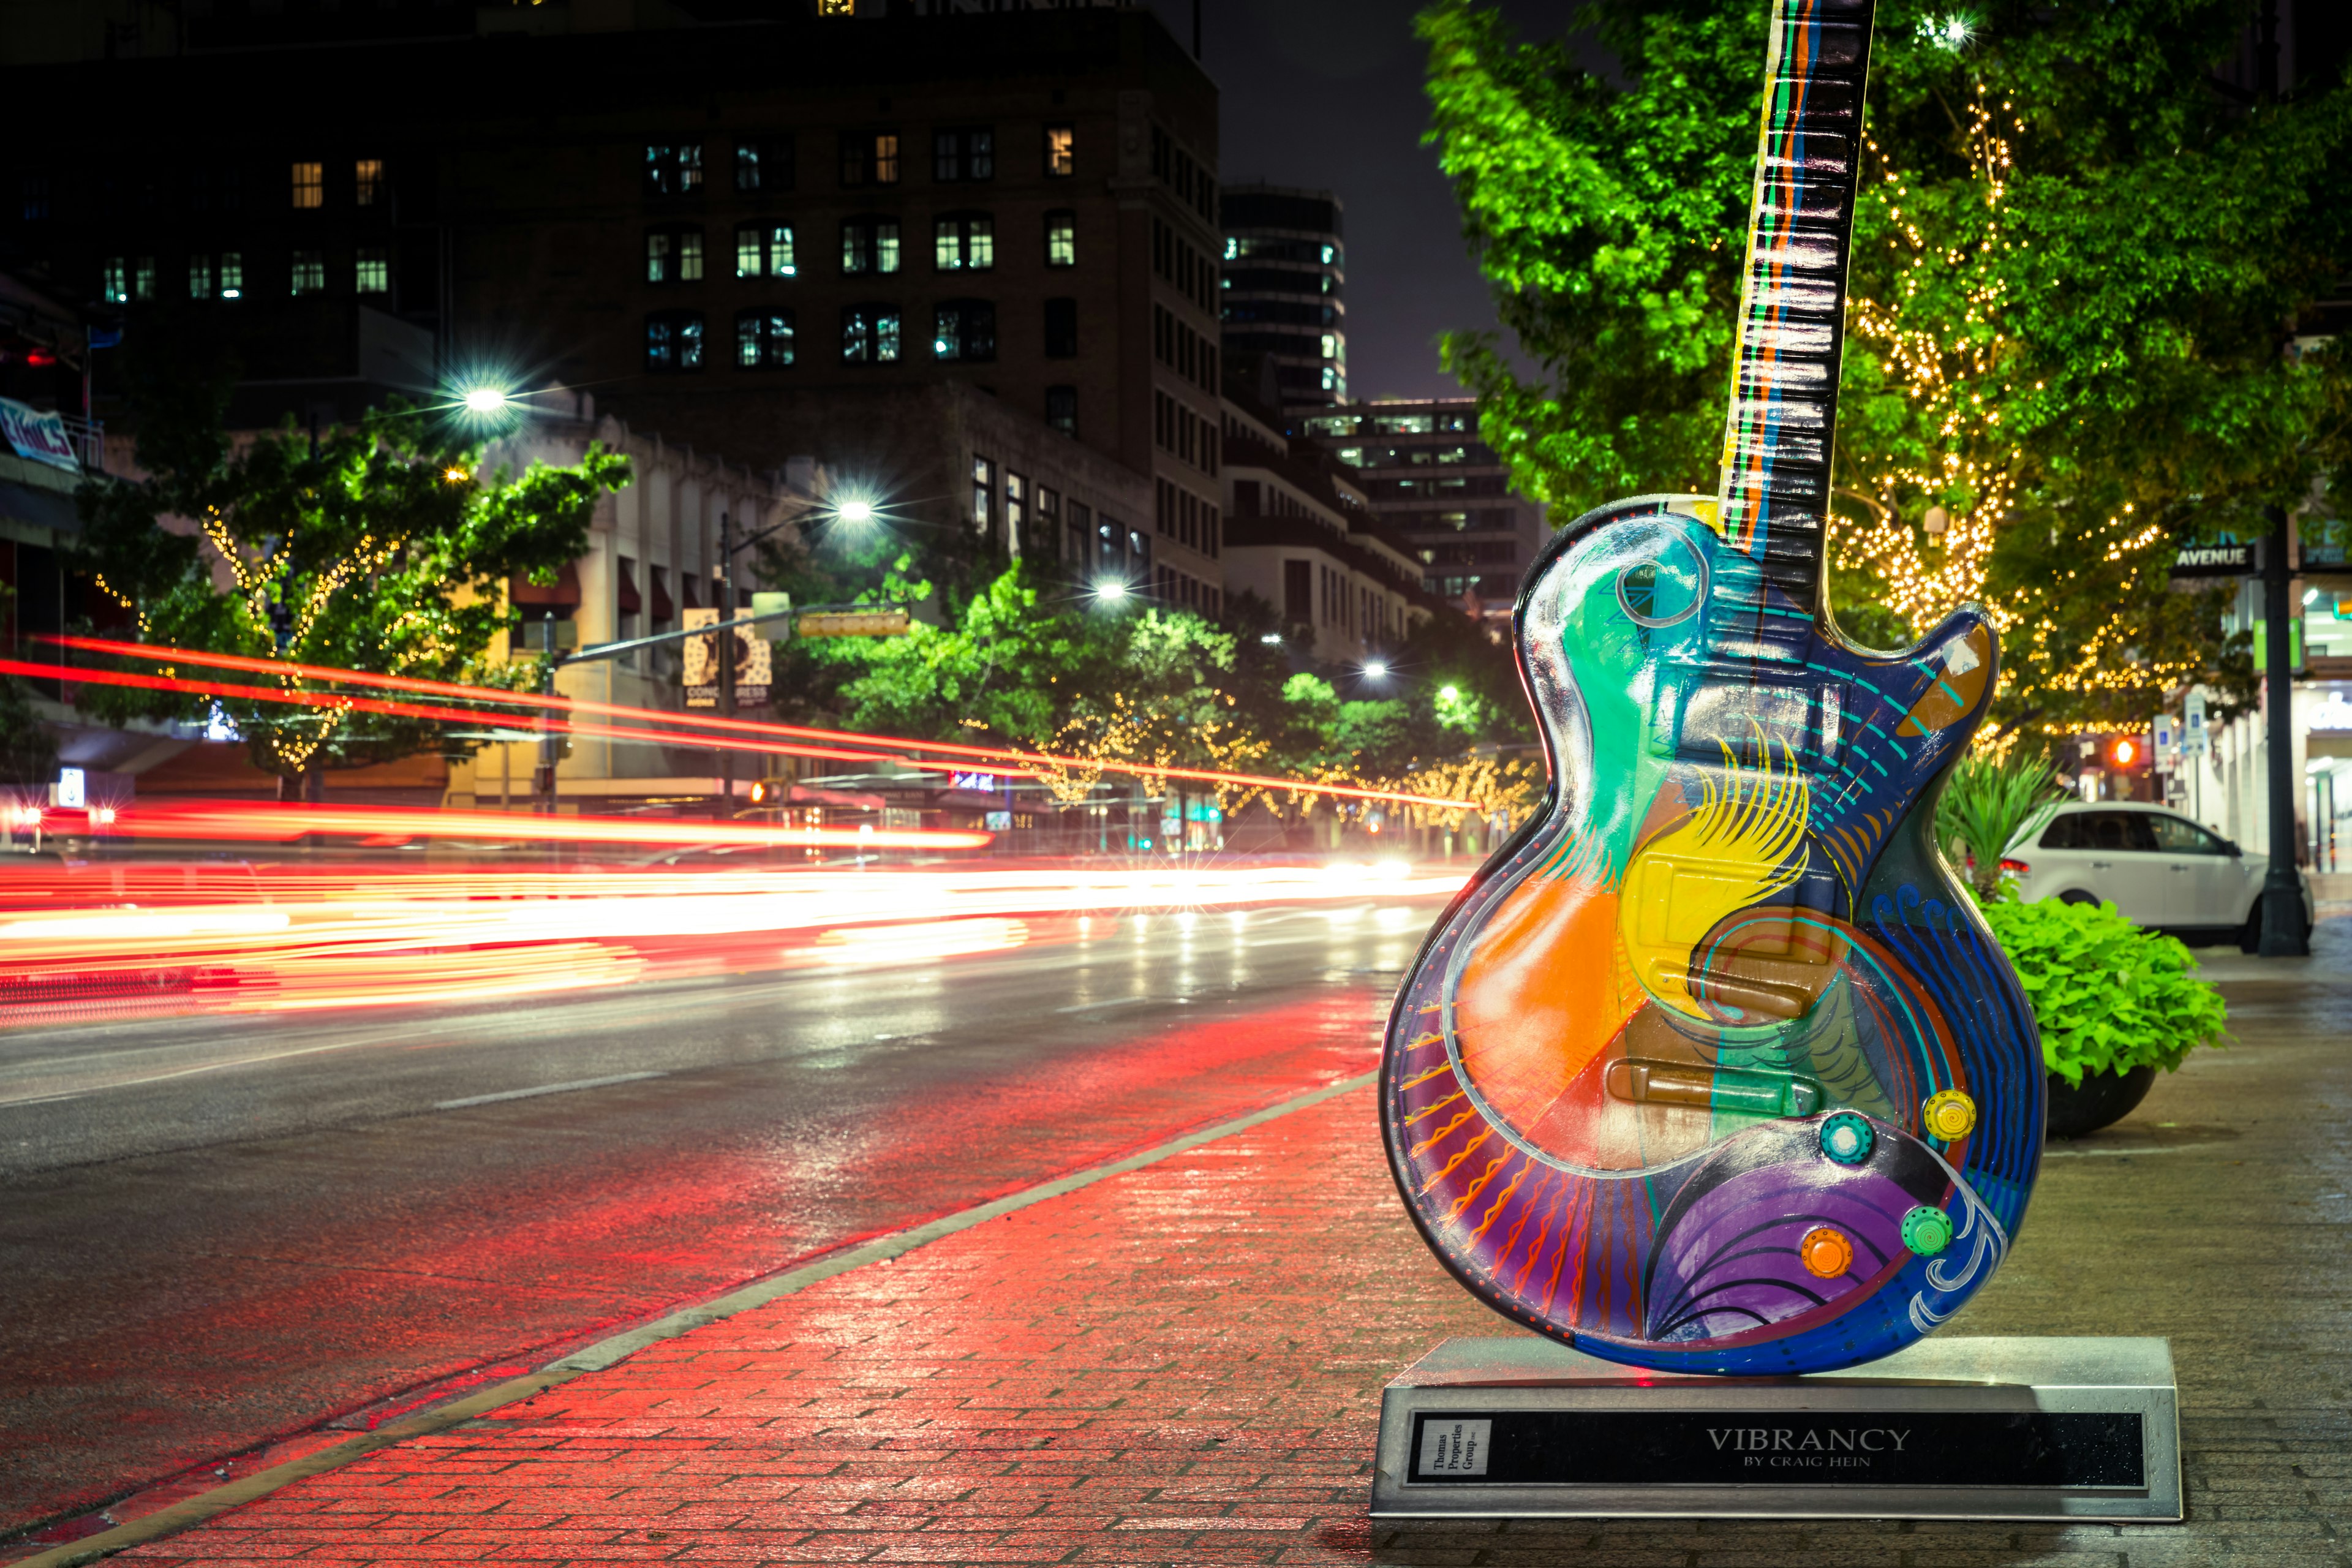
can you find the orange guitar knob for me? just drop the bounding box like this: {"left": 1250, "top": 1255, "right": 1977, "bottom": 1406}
{"left": 1798, "top": 1226, "right": 1854, "bottom": 1280}
{"left": 1922, "top": 1090, "right": 1978, "bottom": 1142}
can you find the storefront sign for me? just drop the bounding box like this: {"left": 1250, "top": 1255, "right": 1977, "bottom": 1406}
{"left": 0, "top": 396, "right": 78, "bottom": 472}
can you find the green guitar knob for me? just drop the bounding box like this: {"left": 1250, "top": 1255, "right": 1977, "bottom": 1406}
{"left": 1902, "top": 1206, "right": 1956, "bottom": 1257}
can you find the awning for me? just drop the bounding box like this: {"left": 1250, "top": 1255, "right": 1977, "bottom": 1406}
{"left": 510, "top": 560, "right": 581, "bottom": 608}
{"left": 650, "top": 566, "right": 675, "bottom": 622}
{"left": 617, "top": 558, "right": 643, "bottom": 614}
{"left": 0, "top": 478, "right": 81, "bottom": 535}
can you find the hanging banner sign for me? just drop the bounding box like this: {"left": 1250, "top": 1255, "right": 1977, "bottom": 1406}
{"left": 682, "top": 606, "right": 771, "bottom": 708}
{"left": 0, "top": 396, "right": 79, "bottom": 472}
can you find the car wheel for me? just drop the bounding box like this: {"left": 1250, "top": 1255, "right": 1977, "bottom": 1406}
{"left": 2057, "top": 889, "right": 2100, "bottom": 907}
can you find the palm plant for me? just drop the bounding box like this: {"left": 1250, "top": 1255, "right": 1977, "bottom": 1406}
{"left": 1936, "top": 750, "right": 2061, "bottom": 900}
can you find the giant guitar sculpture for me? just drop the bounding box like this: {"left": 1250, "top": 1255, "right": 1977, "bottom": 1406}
{"left": 1381, "top": 0, "right": 2041, "bottom": 1376}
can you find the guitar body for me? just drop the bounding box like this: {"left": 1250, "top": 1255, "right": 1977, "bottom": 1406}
{"left": 1380, "top": 0, "right": 2041, "bottom": 1376}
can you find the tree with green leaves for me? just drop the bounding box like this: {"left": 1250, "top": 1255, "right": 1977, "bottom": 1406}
{"left": 70, "top": 317, "right": 628, "bottom": 797}
{"left": 1420, "top": 0, "right": 2352, "bottom": 745}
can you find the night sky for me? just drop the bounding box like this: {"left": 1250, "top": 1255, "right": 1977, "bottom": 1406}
{"left": 1142, "top": 0, "right": 1578, "bottom": 403}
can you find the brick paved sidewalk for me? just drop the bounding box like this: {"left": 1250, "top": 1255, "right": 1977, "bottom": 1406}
{"left": 112, "top": 939, "right": 2352, "bottom": 1568}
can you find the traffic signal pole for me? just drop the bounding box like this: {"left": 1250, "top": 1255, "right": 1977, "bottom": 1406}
{"left": 2258, "top": 503, "right": 2309, "bottom": 956}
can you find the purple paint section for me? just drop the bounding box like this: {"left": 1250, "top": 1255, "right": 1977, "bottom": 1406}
{"left": 1645, "top": 1159, "right": 1917, "bottom": 1344}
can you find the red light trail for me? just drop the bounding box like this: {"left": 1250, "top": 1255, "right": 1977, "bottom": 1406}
{"left": 36, "top": 635, "right": 1482, "bottom": 810}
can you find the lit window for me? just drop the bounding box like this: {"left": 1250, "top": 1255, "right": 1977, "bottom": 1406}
{"left": 972, "top": 456, "right": 994, "bottom": 528}
{"left": 932, "top": 300, "right": 996, "bottom": 362}
{"left": 1046, "top": 385, "right": 1077, "bottom": 437}
{"left": 736, "top": 225, "right": 763, "bottom": 278}
{"left": 645, "top": 311, "right": 706, "bottom": 372}
{"left": 1005, "top": 471, "right": 1025, "bottom": 545}
{"left": 736, "top": 309, "right": 796, "bottom": 369}
{"left": 356, "top": 247, "right": 390, "bottom": 294}
{"left": 188, "top": 255, "right": 213, "bottom": 297}
{"left": 933, "top": 214, "right": 993, "bottom": 271}
{"left": 644, "top": 144, "right": 704, "bottom": 198}
{"left": 355, "top": 159, "right": 383, "bottom": 207}
{"left": 290, "top": 251, "right": 323, "bottom": 295}
{"left": 291, "top": 161, "right": 323, "bottom": 208}
{"left": 102, "top": 257, "right": 128, "bottom": 304}
{"left": 1044, "top": 296, "right": 1077, "bottom": 358}
{"left": 842, "top": 304, "right": 900, "bottom": 364}
{"left": 1321, "top": 333, "right": 1339, "bottom": 361}
{"left": 646, "top": 228, "right": 703, "bottom": 283}
{"left": 841, "top": 217, "right": 900, "bottom": 276}
{"left": 1044, "top": 211, "right": 1076, "bottom": 267}
{"left": 841, "top": 130, "right": 900, "bottom": 187}
{"left": 933, "top": 127, "right": 995, "bottom": 183}
{"left": 219, "top": 252, "right": 244, "bottom": 299}
{"left": 134, "top": 257, "right": 155, "bottom": 301}
{"left": 734, "top": 136, "right": 794, "bottom": 193}
{"left": 1044, "top": 125, "right": 1074, "bottom": 178}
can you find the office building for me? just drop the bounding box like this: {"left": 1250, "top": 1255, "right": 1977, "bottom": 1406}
{"left": 1219, "top": 183, "right": 1343, "bottom": 407}
{"left": 1219, "top": 379, "right": 1430, "bottom": 666}
{"left": 0, "top": 0, "right": 1224, "bottom": 603}
{"left": 1292, "top": 397, "right": 1547, "bottom": 630}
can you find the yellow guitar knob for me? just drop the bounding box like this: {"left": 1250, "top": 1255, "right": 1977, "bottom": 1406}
{"left": 1798, "top": 1227, "right": 1853, "bottom": 1280}
{"left": 1921, "top": 1090, "right": 1978, "bottom": 1142}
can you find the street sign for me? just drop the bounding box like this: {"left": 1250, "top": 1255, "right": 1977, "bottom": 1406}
{"left": 2168, "top": 540, "right": 2259, "bottom": 587}
{"left": 683, "top": 606, "right": 772, "bottom": 707}
{"left": 750, "top": 590, "right": 794, "bottom": 641}
{"left": 2153, "top": 714, "right": 2177, "bottom": 773}
{"left": 2183, "top": 690, "right": 2209, "bottom": 757}
{"left": 797, "top": 608, "right": 911, "bottom": 638}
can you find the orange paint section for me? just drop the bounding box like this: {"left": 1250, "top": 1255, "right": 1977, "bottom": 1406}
{"left": 1452, "top": 871, "right": 1638, "bottom": 1141}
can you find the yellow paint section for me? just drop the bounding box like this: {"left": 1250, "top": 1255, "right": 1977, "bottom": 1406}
{"left": 1618, "top": 744, "right": 1811, "bottom": 1020}
{"left": 1453, "top": 872, "right": 1641, "bottom": 1137}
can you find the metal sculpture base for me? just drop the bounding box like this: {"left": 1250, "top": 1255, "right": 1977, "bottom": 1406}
{"left": 1371, "top": 1336, "right": 2179, "bottom": 1521}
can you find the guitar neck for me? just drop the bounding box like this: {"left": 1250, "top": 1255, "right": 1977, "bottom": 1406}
{"left": 1714, "top": 0, "right": 1876, "bottom": 645}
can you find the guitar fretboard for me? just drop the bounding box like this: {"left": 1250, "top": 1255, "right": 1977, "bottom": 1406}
{"left": 1714, "top": 0, "right": 1875, "bottom": 663}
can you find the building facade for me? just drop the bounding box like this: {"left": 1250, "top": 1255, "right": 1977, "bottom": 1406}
{"left": 0, "top": 1, "right": 1225, "bottom": 604}
{"left": 1292, "top": 396, "right": 1548, "bottom": 630}
{"left": 1219, "top": 390, "right": 1429, "bottom": 667}
{"left": 1219, "top": 184, "right": 1343, "bottom": 408}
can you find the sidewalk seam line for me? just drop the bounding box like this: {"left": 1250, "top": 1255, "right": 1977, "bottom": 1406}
{"left": 6, "top": 1068, "right": 1378, "bottom": 1568}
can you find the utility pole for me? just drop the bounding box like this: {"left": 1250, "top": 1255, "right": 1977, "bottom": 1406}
{"left": 715, "top": 511, "right": 736, "bottom": 823}
{"left": 2259, "top": 503, "right": 2308, "bottom": 954}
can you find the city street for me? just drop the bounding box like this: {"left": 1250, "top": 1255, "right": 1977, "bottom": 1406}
{"left": 0, "top": 895, "right": 1449, "bottom": 1542}
{"left": 9, "top": 916, "right": 2342, "bottom": 1568}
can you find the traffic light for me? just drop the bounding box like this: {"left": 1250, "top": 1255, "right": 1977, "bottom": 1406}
{"left": 748, "top": 777, "right": 783, "bottom": 807}
{"left": 2106, "top": 734, "right": 2147, "bottom": 772}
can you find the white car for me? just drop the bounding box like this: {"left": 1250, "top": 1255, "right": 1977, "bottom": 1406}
{"left": 2001, "top": 802, "right": 2315, "bottom": 950}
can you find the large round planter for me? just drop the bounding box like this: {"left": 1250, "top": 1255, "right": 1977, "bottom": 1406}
{"left": 2045, "top": 1064, "right": 2158, "bottom": 1140}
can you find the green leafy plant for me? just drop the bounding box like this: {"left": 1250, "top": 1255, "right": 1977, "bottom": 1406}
{"left": 1980, "top": 898, "right": 2228, "bottom": 1086}
{"left": 1936, "top": 750, "right": 2059, "bottom": 899}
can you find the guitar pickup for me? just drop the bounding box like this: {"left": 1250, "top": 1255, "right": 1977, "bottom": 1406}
{"left": 1604, "top": 1059, "right": 1823, "bottom": 1118}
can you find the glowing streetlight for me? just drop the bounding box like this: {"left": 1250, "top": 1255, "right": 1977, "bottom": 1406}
{"left": 461, "top": 387, "right": 510, "bottom": 417}
{"left": 1094, "top": 580, "right": 1130, "bottom": 603}
{"left": 1439, "top": 685, "right": 1460, "bottom": 700}
{"left": 1363, "top": 660, "right": 1390, "bottom": 679}
{"left": 835, "top": 497, "right": 876, "bottom": 526}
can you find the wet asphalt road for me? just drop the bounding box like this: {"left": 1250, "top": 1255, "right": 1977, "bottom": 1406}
{"left": 0, "top": 898, "right": 1447, "bottom": 1540}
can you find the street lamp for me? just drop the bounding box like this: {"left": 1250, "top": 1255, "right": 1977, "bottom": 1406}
{"left": 1363, "top": 660, "right": 1390, "bottom": 680}
{"left": 835, "top": 497, "right": 877, "bottom": 526}
{"left": 1094, "top": 580, "right": 1129, "bottom": 603}
{"left": 462, "top": 386, "right": 510, "bottom": 417}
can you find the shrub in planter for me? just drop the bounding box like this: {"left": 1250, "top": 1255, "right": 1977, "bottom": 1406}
{"left": 1978, "top": 896, "right": 2229, "bottom": 1138}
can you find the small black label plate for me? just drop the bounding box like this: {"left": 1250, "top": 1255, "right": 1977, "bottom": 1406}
{"left": 1408, "top": 1410, "right": 2146, "bottom": 1490}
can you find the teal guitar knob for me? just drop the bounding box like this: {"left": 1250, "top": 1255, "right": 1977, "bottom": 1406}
{"left": 1902, "top": 1206, "right": 1956, "bottom": 1257}
{"left": 1818, "top": 1112, "right": 1874, "bottom": 1166}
